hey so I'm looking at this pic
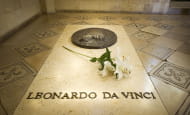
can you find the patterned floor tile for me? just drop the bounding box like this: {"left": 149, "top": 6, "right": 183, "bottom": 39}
{"left": 48, "top": 22, "right": 65, "bottom": 28}
{"left": 123, "top": 26, "right": 139, "bottom": 35}
{"left": 132, "top": 31, "right": 158, "bottom": 41}
{"left": 176, "top": 95, "right": 190, "bottom": 115}
{"left": 154, "top": 23, "right": 174, "bottom": 30}
{"left": 177, "top": 43, "right": 190, "bottom": 55}
{"left": 150, "top": 62, "right": 190, "bottom": 90}
{"left": 122, "top": 16, "right": 139, "bottom": 21}
{"left": 100, "top": 21, "right": 119, "bottom": 25}
{"left": 141, "top": 26, "right": 168, "bottom": 35}
{"left": 142, "top": 43, "right": 174, "bottom": 60}
{"left": 0, "top": 62, "right": 36, "bottom": 88}
{"left": 15, "top": 43, "right": 49, "bottom": 57}
{"left": 126, "top": 23, "right": 147, "bottom": 29}
{"left": 34, "top": 30, "right": 57, "bottom": 39}
{"left": 98, "top": 16, "right": 116, "bottom": 21}
{"left": 73, "top": 15, "right": 91, "bottom": 20}
{"left": 146, "top": 16, "right": 162, "bottom": 21}
{"left": 71, "top": 21, "right": 91, "bottom": 25}
{"left": 130, "top": 38, "right": 149, "bottom": 50}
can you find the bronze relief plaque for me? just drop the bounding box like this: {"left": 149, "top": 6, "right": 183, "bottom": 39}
{"left": 71, "top": 28, "right": 117, "bottom": 49}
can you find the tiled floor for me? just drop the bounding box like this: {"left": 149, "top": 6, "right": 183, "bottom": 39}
{"left": 0, "top": 12, "right": 190, "bottom": 115}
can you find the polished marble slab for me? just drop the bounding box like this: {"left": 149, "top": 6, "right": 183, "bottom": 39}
{"left": 14, "top": 25, "right": 168, "bottom": 115}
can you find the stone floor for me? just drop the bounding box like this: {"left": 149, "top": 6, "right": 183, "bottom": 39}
{"left": 0, "top": 12, "right": 190, "bottom": 115}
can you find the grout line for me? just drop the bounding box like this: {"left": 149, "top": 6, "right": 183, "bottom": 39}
{"left": 149, "top": 76, "right": 170, "bottom": 115}
{"left": 0, "top": 98, "right": 8, "bottom": 115}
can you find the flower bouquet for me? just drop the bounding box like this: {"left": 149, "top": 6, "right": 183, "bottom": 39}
{"left": 63, "top": 46, "right": 132, "bottom": 80}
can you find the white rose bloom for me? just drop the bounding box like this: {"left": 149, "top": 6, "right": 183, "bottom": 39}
{"left": 114, "top": 47, "right": 132, "bottom": 80}
{"left": 99, "top": 61, "right": 115, "bottom": 77}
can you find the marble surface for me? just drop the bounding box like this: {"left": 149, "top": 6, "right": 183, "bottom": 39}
{"left": 14, "top": 25, "right": 168, "bottom": 115}
{"left": 0, "top": 12, "right": 190, "bottom": 115}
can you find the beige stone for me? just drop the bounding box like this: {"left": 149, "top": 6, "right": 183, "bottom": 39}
{"left": 24, "top": 50, "right": 51, "bottom": 71}
{"left": 14, "top": 25, "right": 168, "bottom": 115}
{"left": 137, "top": 51, "right": 162, "bottom": 73}
{"left": 167, "top": 51, "right": 190, "bottom": 70}
{"left": 142, "top": 43, "right": 174, "bottom": 60}
{"left": 151, "top": 77, "right": 188, "bottom": 115}
{"left": 151, "top": 36, "right": 183, "bottom": 50}
{"left": 141, "top": 26, "right": 168, "bottom": 35}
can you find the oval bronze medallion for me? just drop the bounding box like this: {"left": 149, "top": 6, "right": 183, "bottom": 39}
{"left": 71, "top": 28, "right": 117, "bottom": 49}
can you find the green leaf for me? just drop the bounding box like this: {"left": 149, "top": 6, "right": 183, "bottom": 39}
{"left": 90, "top": 57, "right": 97, "bottom": 62}
{"left": 90, "top": 48, "right": 116, "bottom": 71}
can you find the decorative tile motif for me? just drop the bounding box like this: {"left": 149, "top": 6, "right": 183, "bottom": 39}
{"left": 122, "top": 16, "right": 138, "bottom": 21}
{"left": 154, "top": 23, "right": 173, "bottom": 30}
{"left": 72, "top": 21, "right": 90, "bottom": 25}
{"left": 126, "top": 23, "right": 147, "bottom": 29}
{"left": 15, "top": 43, "right": 49, "bottom": 57}
{"left": 147, "top": 17, "right": 162, "bottom": 21}
{"left": 48, "top": 22, "right": 65, "bottom": 27}
{"left": 100, "top": 21, "right": 119, "bottom": 25}
{"left": 141, "top": 26, "right": 168, "bottom": 35}
{"left": 176, "top": 95, "right": 190, "bottom": 115}
{"left": 132, "top": 31, "right": 158, "bottom": 41}
{"left": 0, "top": 62, "right": 35, "bottom": 88}
{"left": 34, "top": 30, "right": 57, "bottom": 39}
{"left": 74, "top": 16, "right": 90, "bottom": 20}
{"left": 98, "top": 16, "right": 116, "bottom": 21}
{"left": 151, "top": 62, "right": 190, "bottom": 89}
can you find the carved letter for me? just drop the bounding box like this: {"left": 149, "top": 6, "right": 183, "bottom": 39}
{"left": 52, "top": 92, "right": 62, "bottom": 99}
{"left": 134, "top": 92, "right": 143, "bottom": 99}
{"left": 121, "top": 92, "right": 135, "bottom": 99}
{"left": 143, "top": 92, "right": 151, "bottom": 99}
{"left": 35, "top": 92, "right": 43, "bottom": 99}
{"left": 61, "top": 93, "right": 70, "bottom": 99}
{"left": 88, "top": 92, "right": 97, "bottom": 99}
{"left": 26, "top": 92, "right": 35, "bottom": 99}
{"left": 43, "top": 92, "right": 53, "bottom": 99}
{"left": 71, "top": 92, "right": 78, "bottom": 99}
{"left": 112, "top": 93, "right": 119, "bottom": 99}
{"left": 151, "top": 92, "right": 156, "bottom": 99}
{"left": 103, "top": 92, "right": 112, "bottom": 99}
{"left": 79, "top": 92, "right": 87, "bottom": 99}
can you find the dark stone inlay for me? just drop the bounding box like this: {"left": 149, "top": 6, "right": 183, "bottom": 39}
{"left": 71, "top": 28, "right": 117, "bottom": 49}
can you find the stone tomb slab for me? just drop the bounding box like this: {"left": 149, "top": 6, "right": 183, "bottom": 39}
{"left": 14, "top": 25, "right": 168, "bottom": 115}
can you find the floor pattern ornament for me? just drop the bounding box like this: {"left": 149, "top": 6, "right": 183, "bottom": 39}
{"left": 34, "top": 30, "right": 57, "bottom": 39}
{"left": 15, "top": 43, "right": 49, "bottom": 57}
{"left": 132, "top": 31, "right": 158, "bottom": 41}
{"left": 154, "top": 23, "right": 173, "bottom": 30}
{"left": 0, "top": 62, "right": 35, "bottom": 88}
{"left": 150, "top": 62, "right": 190, "bottom": 89}
{"left": 71, "top": 28, "right": 117, "bottom": 49}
